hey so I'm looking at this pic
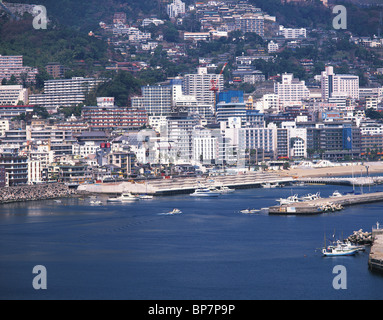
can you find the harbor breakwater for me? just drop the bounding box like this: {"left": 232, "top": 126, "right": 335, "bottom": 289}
{"left": 0, "top": 183, "right": 77, "bottom": 204}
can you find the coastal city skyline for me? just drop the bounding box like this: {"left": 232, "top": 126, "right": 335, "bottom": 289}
{"left": 1, "top": 0, "right": 383, "bottom": 303}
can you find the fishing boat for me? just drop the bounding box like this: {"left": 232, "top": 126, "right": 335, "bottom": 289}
{"left": 107, "top": 193, "right": 139, "bottom": 202}
{"left": 190, "top": 188, "right": 220, "bottom": 197}
{"left": 335, "top": 240, "right": 366, "bottom": 252}
{"left": 322, "top": 244, "right": 358, "bottom": 257}
{"left": 240, "top": 209, "right": 260, "bottom": 214}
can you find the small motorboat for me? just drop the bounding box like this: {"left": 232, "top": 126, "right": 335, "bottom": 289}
{"left": 139, "top": 194, "right": 154, "bottom": 200}
{"left": 90, "top": 200, "right": 102, "bottom": 206}
{"left": 330, "top": 191, "right": 343, "bottom": 198}
{"left": 240, "top": 209, "right": 260, "bottom": 214}
{"left": 216, "top": 186, "right": 235, "bottom": 194}
{"left": 276, "top": 194, "right": 299, "bottom": 205}
{"left": 169, "top": 208, "right": 182, "bottom": 214}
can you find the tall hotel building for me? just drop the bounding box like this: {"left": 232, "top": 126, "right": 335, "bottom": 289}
{"left": 274, "top": 73, "right": 310, "bottom": 107}
{"left": 321, "top": 66, "right": 359, "bottom": 101}
{"left": 183, "top": 67, "right": 224, "bottom": 106}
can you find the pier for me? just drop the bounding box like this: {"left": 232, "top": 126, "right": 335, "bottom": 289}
{"left": 77, "top": 172, "right": 294, "bottom": 196}
{"left": 269, "top": 191, "right": 383, "bottom": 215}
{"left": 299, "top": 176, "right": 380, "bottom": 187}
{"left": 369, "top": 223, "right": 383, "bottom": 274}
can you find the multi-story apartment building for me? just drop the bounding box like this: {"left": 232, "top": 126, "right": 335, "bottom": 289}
{"left": 274, "top": 73, "right": 310, "bottom": 107}
{"left": 216, "top": 91, "right": 247, "bottom": 125}
{"left": 0, "top": 55, "right": 38, "bottom": 84}
{"left": 29, "top": 77, "right": 106, "bottom": 111}
{"left": 235, "top": 14, "right": 264, "bottom": 37}
{"left": 140, "top": 84, "right": 173, "bottom": 116}
{"left": 167, "top": 0, "right": 186, "bottom": 18}
{"left": 183, "top": 67, "right": 224, "bottom": 106}
{"left": 0, "top": 85, "right": 28, "bottom": 105}
{"left": 166, "top": 112, "right": 199, "bottom": 161}
{"left": 0, "top": 148, "right": 28, "bottom": 186}
{"left": 82, "top": 106, "right": 148, "bottom": 130}
{"left": 279, "top": 26, "right": 307, "bottom": 39}
{"left": 321, "top": 66, "right": 359, "bottom": 101}
{"left": 192, "top": 127, "right": 220, "bottom": 164}
{"left": 0, "top": 105, "right": 34, "bottom": 119}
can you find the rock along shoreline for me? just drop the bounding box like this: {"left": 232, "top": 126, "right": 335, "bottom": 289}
{"left": 0, "top": 183, "right": 77, "bottom": 204}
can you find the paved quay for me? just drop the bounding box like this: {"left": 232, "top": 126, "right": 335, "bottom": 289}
{"left": 369, "top": 225, "right": 383, "bottom": 274}
{"left": 0, "top": 183, "right": 76, "bottom": 204}
{"left": 269, "top": 191, "right": 383, "bottom": 215}
{"left": 78, "top": 172, "right": 294, "bottom": 195}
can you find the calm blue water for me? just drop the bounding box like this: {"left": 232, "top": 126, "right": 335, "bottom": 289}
{"left": 1, "top": 184, "right": 383, "bottom": 300}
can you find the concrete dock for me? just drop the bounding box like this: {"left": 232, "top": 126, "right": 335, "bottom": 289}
{"left": 269, "top": 191, "right": 383, "bottom": 215}
{"left": 369, "top": 225, "right": 383, "bottom": 274}
{"left": 78, "top": 172, "right": 294, "bottom": 196}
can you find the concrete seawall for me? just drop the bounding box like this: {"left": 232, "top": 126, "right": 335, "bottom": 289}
{"left": 77, "top": 172, "right": 294, "bottom": 196}
{"left": 369, "top": 227, "right": 383, "bottom": 274}
{"left": 0, "top": 183, "right": 76, "bottom": 204}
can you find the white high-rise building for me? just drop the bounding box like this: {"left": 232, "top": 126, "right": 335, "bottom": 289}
{"left": 183, "top": 67, "right": 224, "bottom": 106}
{"left": 274, "top": 73, "right": 310, "bottom": 107}
{"left": 321, "top": 66, "right": 359, "bottom": 101}
{"left": 0, "top": 85, "right": 28, "bottom": 105}
{"left": 167, "top": 0, "right": 186, "bottom": 18}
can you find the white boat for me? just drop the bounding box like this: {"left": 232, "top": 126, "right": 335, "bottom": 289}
{"left": 213, "top": 186, "right": 235, "bottom": 194}
{"left": 276, "top": 194, "right": 299, "bottom": 205}
{"left": 54, "top": 200, "right": 62, "bottom": 203}
{"left": 219, "top": 186, "right": 235, "bottom": 193}
{"left": 322, "top": 244, "right": 358, "bottom": 257}
{"left": 301, "top": 192, "right": 321, "bottom": 201}
{"left": 240, "top": 209, "right": 260, "bottom": 214}
{"left": 330, "top": 191, "right": 343, "bottom": 198}
{"left": 90, "top": 200, "right": 102, "bottom": 206}
{"left": 335, "top": 240, "right": 365, "bottom": 252}
{"left": 168, "top": 208, "right": 182, "bottom": 214}
{"left": 139, "top": 194, "right": 154, "bottom": 200}
{"left": 262, "top": 182, "right": 279, "bottom": 188}
{"left": 107, "top": 193, "right": 139, "bottom": 202}
{"left": 190, "top": 188, "right": 220, "bottom": 197}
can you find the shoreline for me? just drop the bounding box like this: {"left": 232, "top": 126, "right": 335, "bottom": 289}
{"left": 0, "top": 183, "right": 77, "bottom": 205}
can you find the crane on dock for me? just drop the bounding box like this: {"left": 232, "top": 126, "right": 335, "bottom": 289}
{"left": 210, "top": 62, "right": 227, "bottom": 114}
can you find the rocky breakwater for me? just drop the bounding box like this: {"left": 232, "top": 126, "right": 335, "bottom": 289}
{"left": 347, "top": 229, "right": 373, "bottom": 245}
{"left": 0, "top": 183, "right": 77, "bottom": 204}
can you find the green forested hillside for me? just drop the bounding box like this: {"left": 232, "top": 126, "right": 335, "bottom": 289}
{"left": 0, "top": 17, "right": 109, "bottom": 72}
